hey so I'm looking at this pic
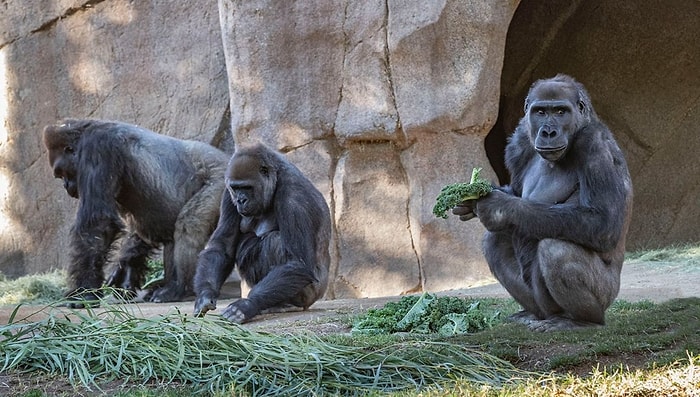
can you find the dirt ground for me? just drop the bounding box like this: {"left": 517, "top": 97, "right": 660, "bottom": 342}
{"left": 1, "top": 260, "right": 697, "bottom": 331}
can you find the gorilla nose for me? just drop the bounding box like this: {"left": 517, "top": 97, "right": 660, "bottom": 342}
{"left": 541, "top": 128, "right": 557, "bottom": 138}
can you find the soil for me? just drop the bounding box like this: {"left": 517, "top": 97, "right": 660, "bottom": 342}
{"left": 0, "top": 260, "right": 697, "bottom": 395}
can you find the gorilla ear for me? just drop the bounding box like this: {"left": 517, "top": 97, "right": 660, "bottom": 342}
{"left": 523, "top": 96, "right": 531, "bottom": 113}
{"left": 575, "top": 86, "right": 593, "bottom": 118}
{"left": 578, "top": 100, "right": 586, "bottom": 113}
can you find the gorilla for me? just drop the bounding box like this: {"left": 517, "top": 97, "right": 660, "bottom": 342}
{"left": 43, "top": 119, "right": 229, "bottom": 307}
{"left": 193, "top": 143, "right": 331, "bottom": 324}
{"left": 453, "top": 74, "right": 633, "bottom": 331}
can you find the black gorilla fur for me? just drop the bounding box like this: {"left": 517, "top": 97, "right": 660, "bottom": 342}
{"left": 193, "top": 143, "right": 331, "bottom": 324}
{"left": 454, "top": 74, "right": 633, "bottom": 331}
{"left": 43, "top": 119, "right": 229, "bottom": 307}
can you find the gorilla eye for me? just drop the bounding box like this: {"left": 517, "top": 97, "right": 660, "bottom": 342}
{"left": 260, "top": 166, "right": 269, "bottom": 176}
{"left": 64, "top": 146, "right": 75, "bottom": 154}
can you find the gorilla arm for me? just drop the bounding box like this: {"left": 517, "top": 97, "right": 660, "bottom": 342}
{"left": 275, "top": 181, "right": 325, "bottom": 274}
{"left": 67, "top": 142, "right": 127, "bottom": 302}
{"left": 193, "top": 191, "right": 240, "bottom": 316}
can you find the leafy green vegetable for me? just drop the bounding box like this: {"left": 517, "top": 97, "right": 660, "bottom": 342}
{"left": 432, "top": 167, "right": 493, "bottom": 219}
{"left": 352, "top": 292, "right": 502, "bottom": 336}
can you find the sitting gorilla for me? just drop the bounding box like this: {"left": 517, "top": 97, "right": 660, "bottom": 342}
{"left": 193, "top": 144, "right": 331, "bottom": 324}
{"left": 43, "top": 119, "right": 229, "bottom": 307}
{"left": 454, "top": 74, "right": 633, "bottom": 331}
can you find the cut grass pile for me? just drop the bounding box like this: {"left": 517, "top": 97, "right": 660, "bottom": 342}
{"left": 626, "top": 244, "right": 700, "bottom": 270}
{"left": 0, "top": 301, "right": 525, "bottom": 396}
{"left": 0, "top": 270, "right": 66, "bottom": 306}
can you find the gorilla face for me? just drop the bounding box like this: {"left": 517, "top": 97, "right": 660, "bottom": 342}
{"left": 226, "top": 152, "right": 277, "bottom": 217}
{"left": 44, "top": 129, "right": 80, "bottom": 199}
{"left": 526, "top": 81, "right": 582, "bottom": 162}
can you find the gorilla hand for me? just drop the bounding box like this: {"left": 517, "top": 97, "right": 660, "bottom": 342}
{"left": 193, "top": 291, "right": 218, "bottom": 317}
{"left": 474, "top": 189, "right": 515, "bottom": 232}
{"left": 65, "top": 288, "right": 102, "bottom": 309}
{"left": 452, "top": 199, "right": 477, "bottom": 221}
{"left": 105, "top": 265, "right": 127, "bottom": 290}
{"left": 105, "top": 265, "right": 141, "bottom": 300}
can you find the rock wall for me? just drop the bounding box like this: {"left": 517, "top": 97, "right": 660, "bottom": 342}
{"left": 2, "top": 0, "right": 696, "bottom": 299}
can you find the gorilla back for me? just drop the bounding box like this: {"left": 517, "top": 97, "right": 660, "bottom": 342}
{"left": 194, "top": 144, "right": 331, "bottom": 324}
{"left": 43, "top": 119, "right": 229, "bottom": 306}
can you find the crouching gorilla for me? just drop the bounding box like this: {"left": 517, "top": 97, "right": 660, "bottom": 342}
{"left": 193, "top": 144, "right": 331, "bottom": 324}
{"left": 43, "top": 119, "right": 229, "bottom": 307}
{"left": 453, "top": 74, "right": 633, "bottom": 331}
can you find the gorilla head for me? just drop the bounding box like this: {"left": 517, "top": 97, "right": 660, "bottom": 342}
{"left": 43, "top": 124, "right": 81, "bottom": 198}
{"left": 524, "top": 74, "right": 594, "bottom": 162}
{"left": 226, "top": 148, "right": 278, "bottom": 217}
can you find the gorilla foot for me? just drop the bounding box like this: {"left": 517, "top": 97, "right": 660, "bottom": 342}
{"left": 64, "top": 289, "right": 101, "bottom": 309}
{"left": 528, "top": 316, "right": 603, "bottom": 332}
{"left": 506, "top": 310, "right": 541, "bottom": 326}
{"left": 108, "top": 287, "right": 139, "bottom": 302}
{"left": 222, "top": 299, "right": 259, "bottom": 324}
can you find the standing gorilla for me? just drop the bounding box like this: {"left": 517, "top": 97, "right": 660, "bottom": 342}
{"left": 193, "top": 144, "right": 331, "bottom": 324}
{"left": 43, "top": 119, "right": 229, "bottom": 307}
{"left": 454, "top": 74, "right": 633, "bottom": 331}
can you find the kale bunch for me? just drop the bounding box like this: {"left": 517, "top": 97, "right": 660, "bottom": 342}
{"left": 352, "top": 293, "right": 501, "bottom": 336}
{"left": 432, "top": 167, "right": 492, "bottom": 219}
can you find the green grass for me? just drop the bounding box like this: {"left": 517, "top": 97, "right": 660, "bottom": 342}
{"left": 459, "top": 298, "right": 699, "bottom": 371}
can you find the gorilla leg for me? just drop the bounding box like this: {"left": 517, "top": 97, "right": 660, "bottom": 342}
{"left": 483, "top": 231, "right": 544, "bottom": 322}
{"left": 106, "top": 234, "right": 155, "bottom": 298}
{"left": 150, "top": 183, "right": 222, "bottom": 303}
{"left": 222, "top": 232, "right": 316, "bottom": 323}
{"left": 530, "top": 239, "right": 621, "bottom": 331}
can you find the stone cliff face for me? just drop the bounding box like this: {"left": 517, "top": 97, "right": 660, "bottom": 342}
{"left": 0, "top": 0, "right": 698, "bottom": 298}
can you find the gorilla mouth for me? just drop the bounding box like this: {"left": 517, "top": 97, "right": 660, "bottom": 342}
{"left": 536, "top": 146, "right": 567, "bottom": 161}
